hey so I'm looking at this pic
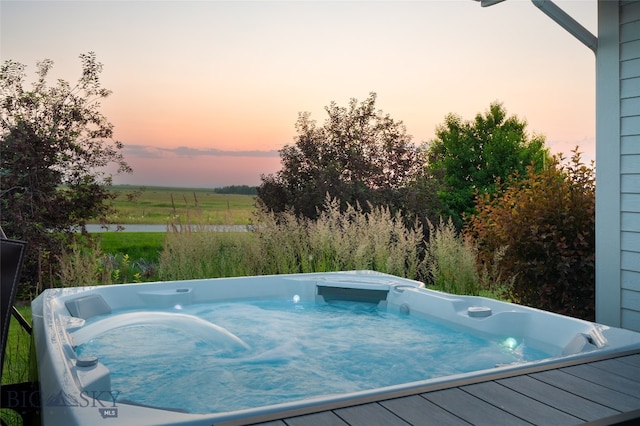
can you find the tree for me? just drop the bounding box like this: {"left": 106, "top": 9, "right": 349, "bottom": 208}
{"left": 426, "top": 102, "right": 548, "bottom": 225}
{"left": 1, "top": 52, "right": 131, "bottom": 294}
{"left": 258, "top": 93, "right": 432, "bottom": 221}
{"left": 213, "top": 185, "right": 257, "bottom": 195}
{"left": 466, "top": 149, "right": 595, "bottom": 320}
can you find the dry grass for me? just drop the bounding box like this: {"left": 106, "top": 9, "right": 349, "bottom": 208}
{"left": 425, "top": 218, "right": 480, "bottom": 295}
{"left": 158, "top": 224, "right": 256, "bottom": 280}
{"left": 424, "top": 218, "right": 514, "bottom": 298}
{"left": 158, "top": 196, "right": 427, "bottom": 280}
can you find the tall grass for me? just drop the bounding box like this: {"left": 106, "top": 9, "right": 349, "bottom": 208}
{"left": 255, "top": 197, "right": 425, "bottom": 277}
{"left": 158, "top": 196, "right": 427, "bottom": 280}
{"left": 424, "top": 218, "right": 514, "bottom": 298}
{"left": 425, "top": 218, "right": 480, "bottom": 295}
{"left": 159, "top": 223, "right": 257, "bottom": 279}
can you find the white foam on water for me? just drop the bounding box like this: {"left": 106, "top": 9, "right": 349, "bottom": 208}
{"left": 71, "top": 311, "right": 250, "bottom": 351}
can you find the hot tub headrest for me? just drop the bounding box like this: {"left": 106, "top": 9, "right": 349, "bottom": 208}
{"left": 65, "top": 294, "right": 112, "bottom": 320}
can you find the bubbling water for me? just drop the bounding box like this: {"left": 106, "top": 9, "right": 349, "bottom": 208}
{"left": 71, "top": 312, "right": 250, "bottom": 351}
{"left": 75, "top": 300, "right": 550, "bottom": 414}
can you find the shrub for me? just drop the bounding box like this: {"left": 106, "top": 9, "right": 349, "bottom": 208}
{"left": 57, "top": 238, "right": 113, "bottom": 286}
{"left": 466, "top": 148, "right": 595, "bottom": 320}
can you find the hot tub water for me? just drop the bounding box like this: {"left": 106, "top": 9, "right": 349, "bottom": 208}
{"left": 75, "top": 298, "right": 550, "bottom": 414}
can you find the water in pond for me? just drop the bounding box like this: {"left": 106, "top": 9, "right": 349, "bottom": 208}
{"left": 76, "top": 299, "right": 551, "bottom": 414}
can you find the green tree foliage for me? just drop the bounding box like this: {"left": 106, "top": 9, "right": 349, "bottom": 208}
{"left": 465, "top": 149, "right": 595, "bottom": 320}
{"left": 426, "top": 102, "right": 548, "bottom": 225}
{"left": 1, "top": 53, "right": 131, "bottom": 295}
{"left": 258, "top": 93, "right": 442, "bottom": 224}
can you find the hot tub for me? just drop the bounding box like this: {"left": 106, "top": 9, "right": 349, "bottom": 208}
{"left": 31, "top": 270, "right": 640, "bottom": 426}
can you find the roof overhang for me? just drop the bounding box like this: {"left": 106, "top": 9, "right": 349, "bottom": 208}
{"left": 476, "top": 0, "right": 597, "bottom": 53}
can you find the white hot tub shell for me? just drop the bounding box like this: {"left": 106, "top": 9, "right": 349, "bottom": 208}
{"left": 31, "top": 270, "right": 640, "bottom": 426}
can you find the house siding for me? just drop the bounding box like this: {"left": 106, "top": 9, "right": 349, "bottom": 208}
{"left": 620, "top": 0, "right": 640, "bottom": 331}
{"left": 596, "top": 0, "right": 622, "bottom": 328}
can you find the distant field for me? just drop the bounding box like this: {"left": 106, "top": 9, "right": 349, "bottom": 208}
{"left": 96, "top": 185, "right": 258, "bottom": 225}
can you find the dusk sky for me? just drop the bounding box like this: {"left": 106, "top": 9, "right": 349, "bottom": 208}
{"left": 1, "top": 0, "right": 597, "bottom": 188}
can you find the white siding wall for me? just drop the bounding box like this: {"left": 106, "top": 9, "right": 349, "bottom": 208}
{"left": 620, "top": 0, "right": 640, "bottom": 331}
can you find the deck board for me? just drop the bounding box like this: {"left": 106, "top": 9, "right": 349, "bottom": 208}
{"left": 422, "top": 387, "right": 533, "bottom": 426}
{"left": 616, "top": 353, "right": 640, "bottom": 367}
{"left": 461, "top": 381, "right": 583, "bottom": 425}
{"left": 496, "top": 375, "right": 620, "bottom": 421}
{"left": 562, "top": 363, "right": 640, "bottom": 397}
{"left": 333, "top": 403, "right": 410, "bottom": 426}
{"left": 532, "top": 369, "right": 640, "bottom": 412}
{"left": 588, "top": 357, "right": 640, "bottom": 379}
{"left": 379, "top": 395, "right": 471, "bottom": 425}
{"left": 242, "top": 352, "right": 640, "bottom": 426}
{"left": 282, "top": 411, "right": 349, "bottom": 426}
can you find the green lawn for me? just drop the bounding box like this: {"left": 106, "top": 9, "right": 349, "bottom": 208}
{"left": 97, "top": 232, "right": 166, "bottom": 262}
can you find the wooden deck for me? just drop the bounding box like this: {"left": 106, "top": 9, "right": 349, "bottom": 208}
{"left": 218, "top": 349, "right": 640, "bottom": 426}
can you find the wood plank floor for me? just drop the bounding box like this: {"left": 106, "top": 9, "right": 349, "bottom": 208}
{"left": 219, "top": 350, "right": 640, "bottom": 426}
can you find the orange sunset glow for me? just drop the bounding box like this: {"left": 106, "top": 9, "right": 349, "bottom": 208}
{"left": 1, "top": 0, "right": 597, "bottom": 187}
